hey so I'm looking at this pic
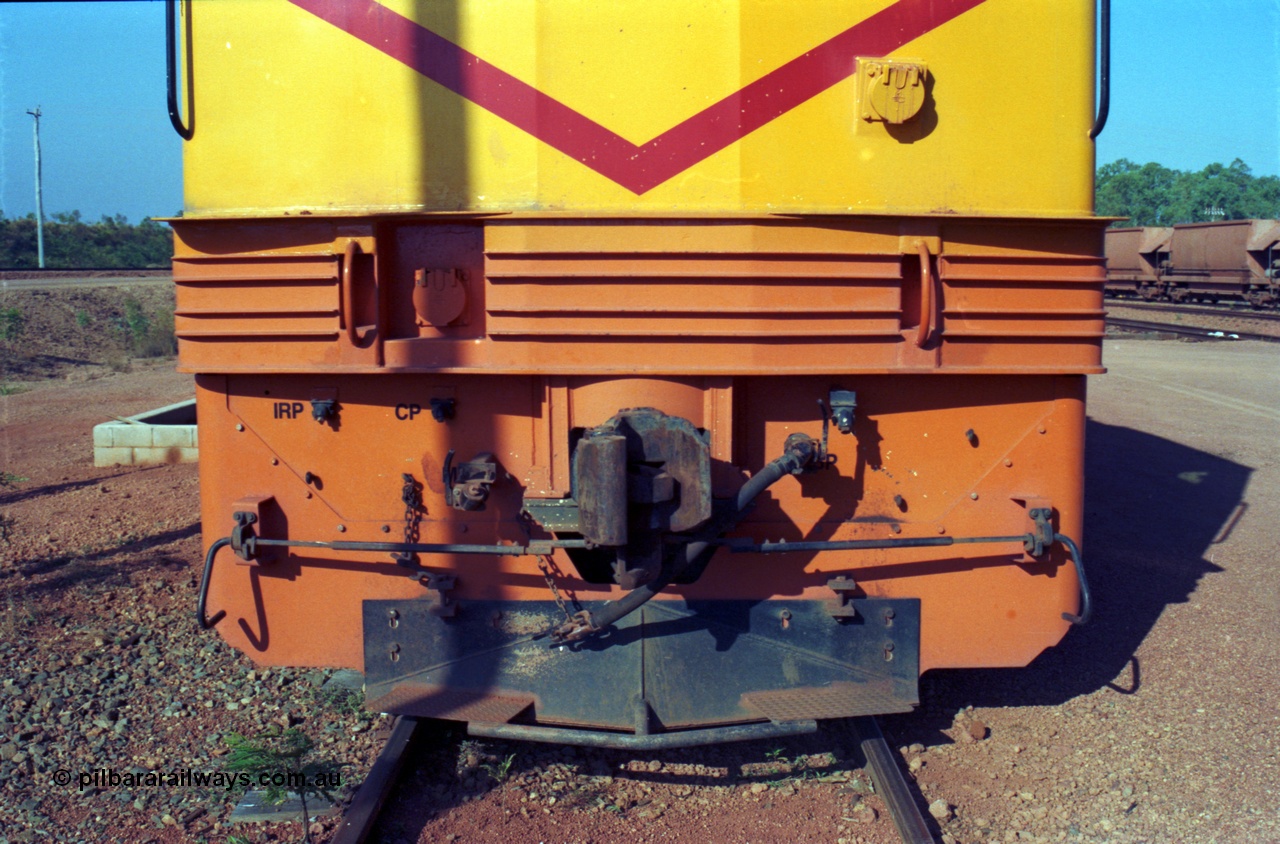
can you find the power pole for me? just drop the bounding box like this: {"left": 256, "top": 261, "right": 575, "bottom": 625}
{"left": 26, "top": 107, "right": 45, "bottom": 269}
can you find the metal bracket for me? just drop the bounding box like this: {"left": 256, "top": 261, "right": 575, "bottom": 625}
{"left": 310, "top": 399, "right": 336, "bottom": 423}
{"left": 829, "top": 390, "right": 857, "bottom": 435}
{"left": 419, "top": 572, "right": 458, "bottom": 617}
{"left": 443, "top": 450, "right": 498, "bottom": 511}
{"left": 230, "top": 511, "right": 258, "bottom": 562}
{"left": 1025, "top": 505, "right": 1054, "bottom": 558}
{"left": 391, "top": 553, "right": 458, "bottom": 616}
{"left": 827, "top": 576, "right": 860, "bottom": 621}
{"left": 310, "top": 387, "right": 339, "bottom": 425}
{"left": 229, "top": 495, "right": 276, "bottom": 564}
{"left": 429, "top": 398, "right": 456, "bottom": 423}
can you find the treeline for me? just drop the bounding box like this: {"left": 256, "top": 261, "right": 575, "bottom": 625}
{"left": 1096, "top": 159, "right": 1280, "bottom": 227}
{"left": 0, "top": 211, "right": 172, "bottom": 269}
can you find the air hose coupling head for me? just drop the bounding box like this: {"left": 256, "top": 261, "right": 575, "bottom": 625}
{"left": 781, "top": 433, "right": 820, "bottom": 475}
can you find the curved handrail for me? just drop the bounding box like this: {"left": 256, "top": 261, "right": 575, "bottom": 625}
{"left": 1056, "top": 532, "right": 1092, "bottom": 625}
{"left": 915, "top": 241, "right": 936, "bottom": 348}
{"left": 197, "top": 537, "right": 231, "bottom": 629}
{"left": 341, "top": 240, "right": 362, "bottom": 346}
{"left": 340, "top": 241, "right": 383, "bottom": 362}
{"left": 1089, "top": 0, "right": 1110, "bottom": 139}
{"left": 166, "top": 0, "right": 194, "bottom": 140}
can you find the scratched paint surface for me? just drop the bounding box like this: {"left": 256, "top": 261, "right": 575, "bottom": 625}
{"left": 181, "top": 0, "right": 1094, "bottom": 216}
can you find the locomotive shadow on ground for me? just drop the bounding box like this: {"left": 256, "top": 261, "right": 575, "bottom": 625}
{"left": 880, "top": 417, "right": 1242, "bottom": 747}
{"left": 3, "top": 522, "right": 200, "bottom": 593}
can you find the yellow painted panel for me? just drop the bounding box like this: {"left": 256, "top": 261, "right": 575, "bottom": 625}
{"left": 183, "top": 0, "right": 1095, "bottom": 217}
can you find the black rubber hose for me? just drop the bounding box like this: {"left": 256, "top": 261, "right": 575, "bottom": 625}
{"left": 197, "top": 536, "right": 231, "bottom": 629}
{"left": 579, "top": 439, "right": 816, "bottom": 634}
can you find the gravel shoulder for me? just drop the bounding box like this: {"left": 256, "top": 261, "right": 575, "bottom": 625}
{"left": 1, "top": 337, "right": 1277, "bottom": 844}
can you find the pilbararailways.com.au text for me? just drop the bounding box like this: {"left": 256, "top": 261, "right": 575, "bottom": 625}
{"left": 54, "top": 768, "right": 342, "bottom": 792}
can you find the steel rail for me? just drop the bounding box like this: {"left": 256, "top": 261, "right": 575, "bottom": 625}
{"left": 851, "top": 716, "right": 936, "bottom": 844}
{"left": 1106, "top": 317, "right": 1280, "bottom": 343}
{"left": 1108, "top": 301, "right": 1280, "bottom": 322}
{"left": 329, "top": 716, "right": 426, "bottom": 844}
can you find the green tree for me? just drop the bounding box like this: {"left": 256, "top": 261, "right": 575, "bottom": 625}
{"left": 0, "top": 212, "right": 172, "bottom": 268}
{"left": 1097, "top": 159, "right": 1280, "bottom": 226}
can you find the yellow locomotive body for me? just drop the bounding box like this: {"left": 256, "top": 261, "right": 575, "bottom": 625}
{"left": 181, "top": 0, "right": 1105, "bottom": 739}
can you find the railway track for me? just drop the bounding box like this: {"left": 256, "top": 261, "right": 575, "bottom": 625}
{"left": 1106, "top": 316, "right": 1280, "bottom": 343}
{"left": 330, "top": 716, "right": 939, "bottom": 844}
{"left": 1105, "top": 299, "right": 1280, "bottom": 322}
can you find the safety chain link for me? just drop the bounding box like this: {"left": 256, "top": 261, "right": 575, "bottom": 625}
{"left": 519, "top": 512, "right": 582, "bottom": 626}
{"left": 395, "top": 473, "right": 422, "bottom": 570}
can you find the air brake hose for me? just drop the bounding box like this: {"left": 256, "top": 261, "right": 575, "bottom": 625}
{"left": 553, "top": 437, "right": 817, "bottom": 642}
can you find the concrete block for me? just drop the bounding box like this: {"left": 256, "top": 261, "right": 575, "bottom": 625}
{"left": 94, "top": 447, "right": 135, "bottom": 467}
{"left": 92, "top": 424, "right": 116, "bottom": 448}
{"left": 152, "top": 426, "right": 195, "bottom": 449}
{"left": 111, "top": 425, "right": 155, "bottom": 448}
{"left": 178, "top": 447, "right": 199, "bottom": 464}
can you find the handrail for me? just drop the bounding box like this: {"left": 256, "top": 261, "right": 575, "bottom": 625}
{"left": 196, "top": 537, "right": 230, "bottom": 629}
{"left": 341, "top": 240, "right": 362, "bottom": 345}
{"left": 166, "top": 0, "right": 194, "bottom": 140}
{"left": 1089, "top": 0, "right": 1110, "bottom": 139}
{"left": 915, "top": 241, "right": 936, "bottom": 348}
{"left": 340, "top": 240, "right": 384, "bottom": 362}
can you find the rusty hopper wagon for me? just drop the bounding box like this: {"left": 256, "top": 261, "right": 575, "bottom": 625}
{"left": 1103, "top": 226, "right": 1172, "bottom": 300}
{"left": 1105, "top": 220, "right": 1280, "bottom": 307}
{"left": 178, "top": 0, "right": 1105, "bottom": 747}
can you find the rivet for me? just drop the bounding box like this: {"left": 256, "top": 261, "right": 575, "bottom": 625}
{"left": 891, "top": 524, "right": 902, "bottom": 534}
{"left": 937, "top": 525, "right": 946, "bottom": 535}
{"left": 964, "top": 428, "right": 978, "bottom": 446}
{"left": 271, "top": 458, "right": 279, "bottom": 466}
{"left": 381, "top": 525, "right": 391, "bottom": 533}
{"left": 970, "top": 492, "right": 979, "bottom": 500}
{"left": 1038, "top": 426, "right": 1047, "bottom": 435}
{"left": 235, "top": 423, "right": 244, "bottom": 432}
{"left": 305, "top": 491, "right": 313, "bottom": 499}
{"left": 336, "top": 524, "right": 346, "bottom": 533}
{"left": 780, "top": 609, "right": 792, "bottom": 620}
{"left": 1004, "top": 459, "right": 1013, "bottom": 468}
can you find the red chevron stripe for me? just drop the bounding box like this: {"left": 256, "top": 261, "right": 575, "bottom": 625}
{"left": 286, "top": 0, "right": 986, "bottom": 194}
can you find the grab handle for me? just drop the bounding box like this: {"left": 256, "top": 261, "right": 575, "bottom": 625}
{"left": 166, "top": 0, "right": 194, "bottom": 140}
{"left": 1056, "top": 533, "right": 1092, "bottom": 625}
{"left": 340, "top": 240, "right": 384, "bottom": 363}
{"left": 196, "top": 537, "right": 230, "bottom": 629}
{"left": 915, "top": 241, "right": 936, "bottom": 348}
{"left": 1089, "top": 0, "right": 1110, "bottom": 139}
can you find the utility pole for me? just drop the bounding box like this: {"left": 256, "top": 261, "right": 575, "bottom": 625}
{"left": 26, "top": 106, "right": 45, "bottom": 269}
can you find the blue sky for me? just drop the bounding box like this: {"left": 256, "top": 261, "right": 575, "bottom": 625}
{"left": 0, "top": 1, "right": 1278, "bottom": 224}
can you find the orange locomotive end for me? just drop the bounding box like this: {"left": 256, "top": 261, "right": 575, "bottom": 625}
{"left": 176, "top": 0, "right": 1106, "bottom": 745}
